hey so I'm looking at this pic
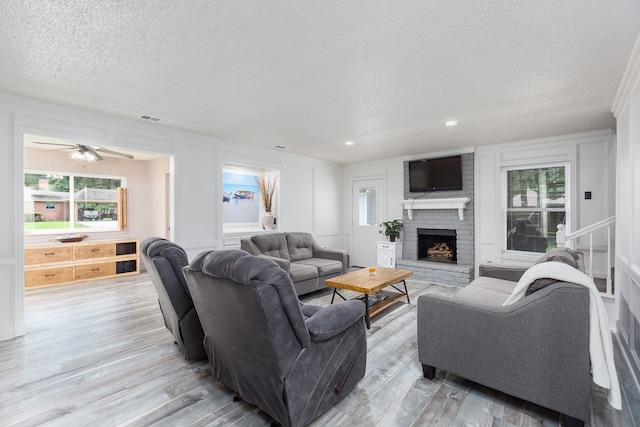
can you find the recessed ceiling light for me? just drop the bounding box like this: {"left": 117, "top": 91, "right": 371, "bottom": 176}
{"left": 345, "top": 141, "right": 355, "bottom": 146}
{"left": 445, "top": 121, "right": 459, "bottom": 127}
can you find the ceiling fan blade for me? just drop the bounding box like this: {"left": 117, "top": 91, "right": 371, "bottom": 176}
{"left": 85, "top": 148, "right": 104, "bottom": 161}
{"left": 32, "top": 142, "right": 133, "bottom": 160}
{"left": 94, "top": 147, "right": 134, "bottom": 159}
{"left": 32, "top": 141, "right": 78, "bottom": 149}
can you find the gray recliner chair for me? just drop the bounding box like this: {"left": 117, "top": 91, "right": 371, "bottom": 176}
{"left": 140, "top": 237, "right": 206, "bottom": 360}
{"left": 183, "top": 249, "right": 367, "bottom": 427}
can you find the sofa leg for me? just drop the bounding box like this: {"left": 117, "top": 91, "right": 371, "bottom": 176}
{"left": 563, "top": 414, "right": 584, "bottom": 427}
{"left": 422, "top": 364, "right": 436, "bottom": 380}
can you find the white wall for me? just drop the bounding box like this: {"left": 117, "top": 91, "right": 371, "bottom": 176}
{"left": 474, "top": 130, "right": 616, "bottom": 274}
{"left": 611, "top": 30, "right": 640, "bottom": 378}
{"left": 341, "top": 137, "right": 615, "bottom": 278}
{"left": 147, "top": 156, "right": 171, "bottom": 239}
{"left": 0, "top": 107, "right": 23, "bottom": 340}
{"left": 341, "top": 158, "right": 404, "bottom": 254}
{"left": 218, "top": 150, "right": 342, "bottom": 250}
{"left": 0, "top": 92, "right": 342, "bottom": 341}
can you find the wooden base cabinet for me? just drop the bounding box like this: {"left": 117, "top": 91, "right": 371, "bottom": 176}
{"left": 377, "top": 241, "right": 402, "bottom": 268}
{"left": 25, "top": 267, "right": 74, "bottom": 287}
{"left": 24, "top": 239, "right": 139, "bottom": 288}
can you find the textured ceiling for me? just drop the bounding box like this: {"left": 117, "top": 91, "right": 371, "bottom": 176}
{"left": 2, "top": 2, "right": 640, "bottom": 164}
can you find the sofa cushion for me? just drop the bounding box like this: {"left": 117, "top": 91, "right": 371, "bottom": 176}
{"left": 285, "top": 232, "right": 315, "bottom": 261}
{"left": 289, "top": 262, "right": 318, "bottom": 283}
{"left": 294, "top": 258, "right": 343, "bottom": 277}
{"left": 526, "top": 247, "right": 582, "bottom": 295}
{"left": 251, "top": 233, "right": 290, "bottom": 260}
{"left": 455, "top": 276, "right": 515, "bottom": 306}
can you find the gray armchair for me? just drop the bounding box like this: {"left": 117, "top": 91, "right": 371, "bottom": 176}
{"left": 183, "top": 249, "right": 367, "bottom": 427}
{"left": 417, "top": 248, "right": 591, "bottom": 426}
{"left": 140, "top": 237, "right": 206, "bottom": 360}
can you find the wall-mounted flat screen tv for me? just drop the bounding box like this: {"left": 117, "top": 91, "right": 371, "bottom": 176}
{"left": 408, "top": 155, "right": 463, "bottom": 192}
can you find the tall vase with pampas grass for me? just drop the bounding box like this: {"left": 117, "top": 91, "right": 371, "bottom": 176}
{"left": 257, "top": 171, "right": 278, "bottom": 230}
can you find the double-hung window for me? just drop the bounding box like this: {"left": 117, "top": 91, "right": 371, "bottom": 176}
{"left": 504, "top": 163, "right": 568, "bottom": 253}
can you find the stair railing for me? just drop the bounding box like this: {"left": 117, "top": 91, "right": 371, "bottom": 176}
{"left": 556, "top": 216, "right": 616, "bottom": 296}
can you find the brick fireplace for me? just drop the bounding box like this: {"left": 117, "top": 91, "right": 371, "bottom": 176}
{"left": 396, "top": 152, "right": 475, "bottom": 286}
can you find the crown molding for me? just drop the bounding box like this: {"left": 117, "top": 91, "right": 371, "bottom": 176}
{"left": 612, "top": 31, "right": 640, "bottom": 117}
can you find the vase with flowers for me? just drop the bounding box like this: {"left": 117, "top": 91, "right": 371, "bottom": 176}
{"left": 257, "top": 171, "right": 279, "bottom": 230}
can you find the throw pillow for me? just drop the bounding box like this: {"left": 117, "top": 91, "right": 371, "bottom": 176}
{"left": 285, "top": 232, "right": 314, "bottom": 261}
{"left": 252, "top": 234, "right": 290, "bottom": 259}
{"left": 526, "top": 248, "right": 580, "bottom": 296}
{"left": 534, "top": 247, "right": 580, "bottom": 268}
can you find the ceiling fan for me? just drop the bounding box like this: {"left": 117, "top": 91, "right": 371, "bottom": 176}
{"left": 32, "top": 141, "right": 134, "bottom": 162}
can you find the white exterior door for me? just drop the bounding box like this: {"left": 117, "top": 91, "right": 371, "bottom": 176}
{"left": 351, "top": 179, "right": 383, "bottom": 267}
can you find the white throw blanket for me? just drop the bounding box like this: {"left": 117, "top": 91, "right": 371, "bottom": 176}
{"left": 503, "top": 261, "right": 622, "bottom": 410}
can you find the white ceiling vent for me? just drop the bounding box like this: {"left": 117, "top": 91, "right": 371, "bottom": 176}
{"left": 139, "top": 115, "right": 172, "bottom": 124}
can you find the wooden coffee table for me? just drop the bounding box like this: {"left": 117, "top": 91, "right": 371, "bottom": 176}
{"left": 326, "top": 267, "right": 413, "bottom": 329}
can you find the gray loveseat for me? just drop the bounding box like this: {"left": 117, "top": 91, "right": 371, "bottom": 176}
{"left": 241, "top": 232, "right": 348, "bottom": 296}
{"left": 417, "top": 248, "right": 591, "bottom": 426}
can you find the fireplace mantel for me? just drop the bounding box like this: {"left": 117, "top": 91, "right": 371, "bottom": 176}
{"left": 401, "top": 197, "right": 471, "bottom": 221}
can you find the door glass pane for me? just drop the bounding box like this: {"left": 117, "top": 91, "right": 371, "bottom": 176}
{"left": 358, "top": 187, "right": 377, "bottom": 226}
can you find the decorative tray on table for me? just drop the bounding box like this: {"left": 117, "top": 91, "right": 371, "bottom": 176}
{"left": 56, "top": 233, "right": 88, "bottom": 243}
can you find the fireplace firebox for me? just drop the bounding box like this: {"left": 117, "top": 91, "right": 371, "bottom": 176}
{"left": 418, "top": 228, "right": 457, "bottom": 263}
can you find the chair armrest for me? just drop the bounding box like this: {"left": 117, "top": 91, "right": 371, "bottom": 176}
{"left": 300, "top": 302, "right": 322, "bottom": 318}
{"left": 479, "top": 262, "right": 529, "bottom": 282}
{"left": 306, "top": 300, "right": 365, "bottom": 342}
{"left": 312, "top": 244, "right": 349, "bottom": 273}
{"left": 240, "top": 237, "right": 260, "bottom": 255}
{"left": 254, "top": 254, "right": 291, "bottom": 273}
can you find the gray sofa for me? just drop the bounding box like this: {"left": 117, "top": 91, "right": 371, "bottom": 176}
{"left": 183, "top": 249, "right": 367, "bottom": 427}
{"left": 417, "top": 248, "right": 591, "bottom": 426}
{"left": 240, "top": 232, "right": 348, "bottom": 296}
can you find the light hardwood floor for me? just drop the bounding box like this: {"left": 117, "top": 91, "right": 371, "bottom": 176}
{"left": 0, "top": 274, "right": 635, "bottom": 426}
